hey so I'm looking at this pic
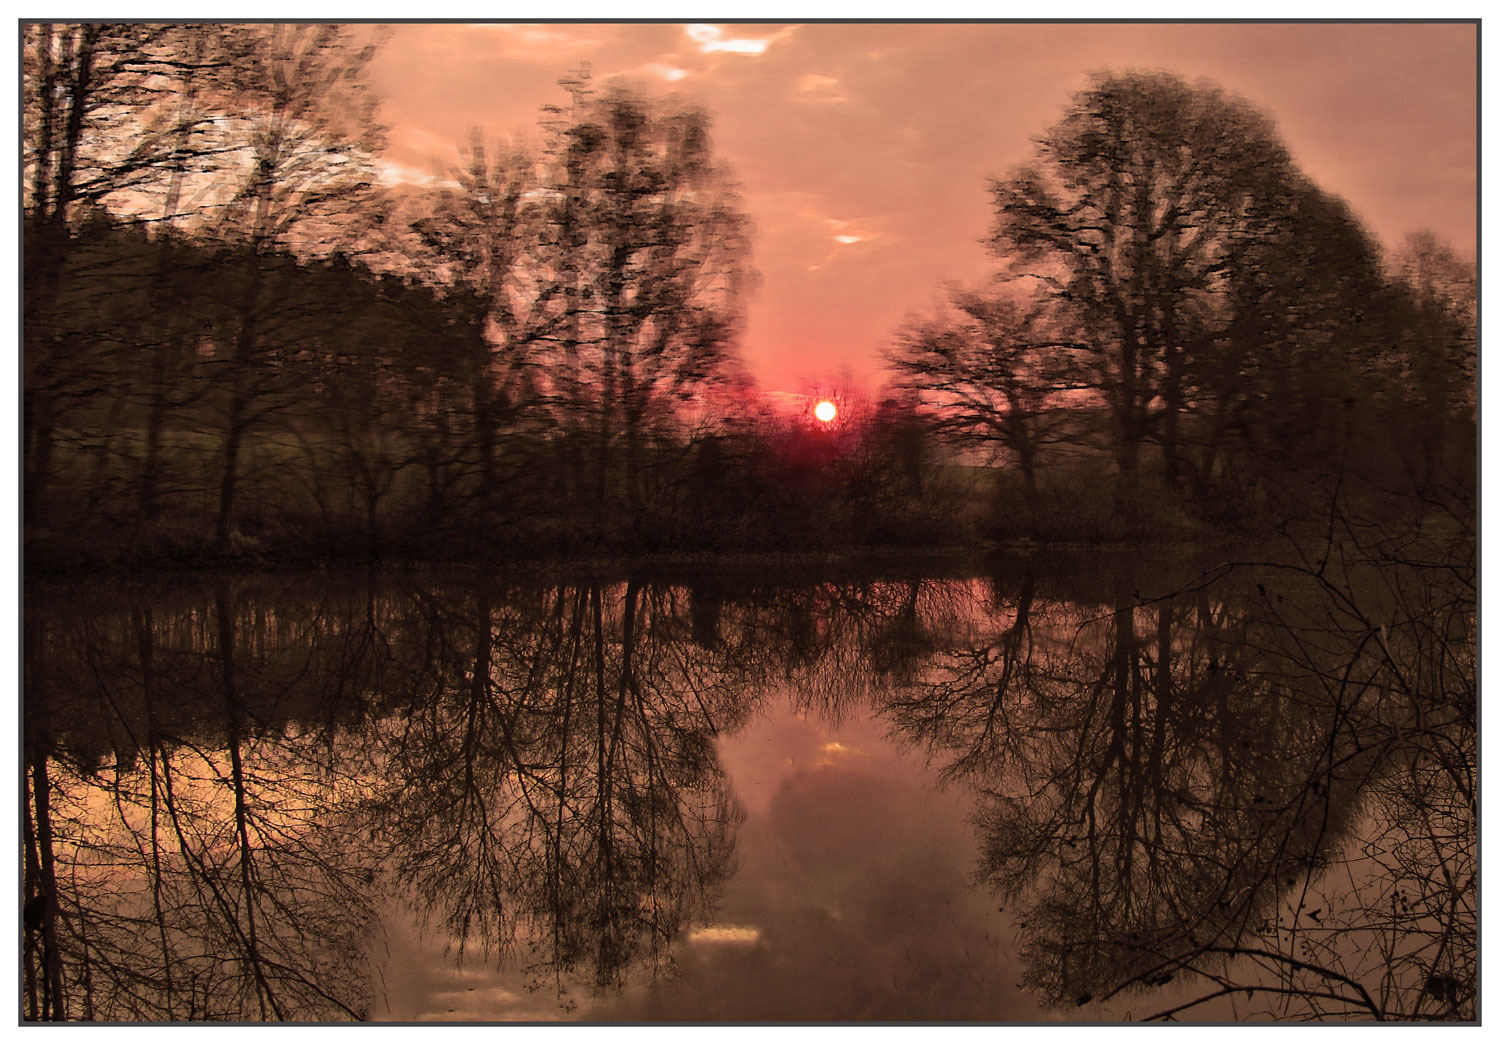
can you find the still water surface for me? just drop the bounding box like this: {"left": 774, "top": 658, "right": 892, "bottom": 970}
{"left": 22, "top": 553, "right": 1475, "bottom": 1022}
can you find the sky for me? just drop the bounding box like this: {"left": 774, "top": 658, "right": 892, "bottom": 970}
{"left": 7, "top": 24, "right": 1469, "bottom": 397}
{"left": 362, "top": 21, "right": 1477, "bottom": 398}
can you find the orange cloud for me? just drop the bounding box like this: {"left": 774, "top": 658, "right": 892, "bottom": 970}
{"left": 794, "top": 73, "right": 849, "bottom": 104}
{"left": 686, "top": 24, "right": 795, "bottom": 56}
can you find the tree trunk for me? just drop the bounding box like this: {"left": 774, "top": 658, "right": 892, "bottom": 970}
{"left": 1114, "top": 436, "right": 1141, "bottom": 518}
{"left": 364, "top": 481, "right": 380, "bottom": 561}
{"left": 624, "top": 415, "right": 645, "bottom": 515}
{"left": 138, "top": 382, "right": 168, "bottom": 522}
{"left": 133, "top": 604, "right": 179, "bottom": 1009}
{"left": 23, "top": 615, "right": 66, "bottom": 1020}
{"left": 593, "top": 428, "right": 611, "bottom": 540}
{"left": 24, "top": 395, "right": 57, "bottom": 530}
{"left": 473, "top": 383, "right": 497, "bottom": 531}
{"left": 215, "top": 584, "right": 285, "bottom": 1020}
{"left": 24, "top": 28, "right": 98, "bottom": 532}
{"left": 1015, "top": 437, "right": 1040, "bottom": 533}
{"left": 1160, "top": 372, "right": 1183, "bottom": 492}
{"left": 214, "top": 394, "right": 248, "bottom": 549}
{"left": 215, "top": 237, "right": 268, "bottom": 550}
{"left": 1196, "top": 397, "right": 1232, "bottom": 500}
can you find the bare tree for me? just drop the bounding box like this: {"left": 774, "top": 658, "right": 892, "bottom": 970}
{"left": 194, "top": 24, "right": 387, "bottom": 549}
{"left": 22, "top": 580, "right": 387, "bottom": 1020}
{"left": 23, "top": 24, "right": 236, "bottom": 527}
{"left": 533, "top": 83, "right": 755, "bottom": 523}
{"left": 891, "top": 287, "right": 1081, "bottom": 523}
{"left": 990, "top": 71, "right": 1296, "bottom": 506}
{"left": 410, "top": 134, "right": 549, "bottom": 525}
{"left": 361, "top": 577, "right": 746, "bottom": 1001}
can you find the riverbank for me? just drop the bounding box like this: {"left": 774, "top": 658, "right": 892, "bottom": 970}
{"left": 23, "top": 521, "right": 1254, "bottom": 582}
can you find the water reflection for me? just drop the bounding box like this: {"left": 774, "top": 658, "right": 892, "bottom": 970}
{"left": 23, "top": 578, "right": 380, "bottom": 1020}
{"left": 892, "top": 574, "right": 1360, "bottom": 1010}
{"left": 888, "top": 555, "right": 1475, "bottom": 1020}
{"left": 359, "top": 578, "right": 747, "bottom": 1003}
{"left": 23, "top": 551, "right": 1474, "bottom": 1021}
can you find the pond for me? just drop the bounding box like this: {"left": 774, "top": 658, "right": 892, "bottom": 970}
{"left": 21, "top": 547, "right": 1475, "bottom": 1022}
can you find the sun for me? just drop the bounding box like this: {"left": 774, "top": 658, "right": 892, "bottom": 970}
{"left": 813, "top": 399, "right": 837, "bottom": 423}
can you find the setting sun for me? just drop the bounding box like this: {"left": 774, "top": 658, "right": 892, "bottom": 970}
{"left": 814, "top": 399, "right": 837, "bottom": 423}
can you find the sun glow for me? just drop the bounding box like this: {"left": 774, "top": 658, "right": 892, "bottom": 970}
{"left": 814, "top": 399, "right": 837, "bottom": 423}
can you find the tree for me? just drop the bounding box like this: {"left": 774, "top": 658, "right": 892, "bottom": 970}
{"left": 990, "top": 71, "right": 1298, "bottom": 506}
{"left": 1195, "top": 176, "right": 1385, "bottom": 502}
{"left": 891, "top": 287, "right": 1080, "bottom": 524}
{"left": 408, "top": 77, "right": 755, "bottom": 539}
{"left": 194, "top": 24, "right": 387, "bottom": 548}
{"left": 22, "top": 24, "right": 393, "bottom": 548}
{"left": 280, "top": 259, "right": 454, "bottom": 553}
{"left": 411, "top": 134, "right": 548, "bottom": 526}
{"left": 23, "top": 579, "right": 385, "bottom": 1020}
{"left": 1380, "top": 231, "right": 1476, "bottom": 494}
{"left": 534, "top": 82, "right": 755, "bottom": 522}
{"left": 23, "top": 23, "right": 234, "bottom": 527}
{"left": 363, "top": 577, "right": 745, "bottom": 998}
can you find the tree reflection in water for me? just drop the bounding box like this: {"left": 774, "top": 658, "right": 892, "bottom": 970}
{"left": 22, "top": 572, "right": 762, "bottom": 1019}
{"left": 885, "top": 524, "right": 1474, "bottom": 1020}
{"left": 22, "top": 578, "right": 383, "bottom": 1020}
{"left": 22, "top": 541, "right": 1474, "bottom": 1022}
{"left": 358, "top": 576, "right": 751, "bottom": 1005}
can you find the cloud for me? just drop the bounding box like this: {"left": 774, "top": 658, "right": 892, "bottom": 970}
{"left": 636, "top": 60, "right": 691, "bottom": 83}
{"left": 482, "top": 24, "right": 601, "bottom": 61}
{"left": 375, "top": 159, "right": 454, "bottom": 188}
{"left": 688, "top": 925, "right": 763, "bottom": 946}
{"left": 815, "top": 739, "right": 864, "bottom": 767}
{"left": 794, "top": 73, "right": 849, "bottom": 105}
{"left": 825, "top": 216, "right": 875, "bottom": 250}
{"left": 685, "top": 24, "right": 795, "bottom": 57}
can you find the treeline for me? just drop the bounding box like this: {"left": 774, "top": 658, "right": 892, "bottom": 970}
{"left": 890, "top": 72, "right": 1475, "bottom": 539}
{"left": 24, "top": 28, "right": 1474, "bottom": 568}
{"left": 24, "top": 203, "right": 956, "bottom": 561}
{"left": 25, "top": 24, "right": 960, "bottom": 566}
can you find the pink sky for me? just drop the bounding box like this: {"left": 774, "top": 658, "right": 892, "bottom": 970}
{"left": 366, "top": 22, "right": 1477, "bottom": 396}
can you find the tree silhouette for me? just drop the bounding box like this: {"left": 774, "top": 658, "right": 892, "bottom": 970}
{"left": 358, "top": 577, "right": 751, "bottom": 1000}
{"left": 532, "top": 82, "right": 755, "bottom": 524}
{"left": 882, "top": 530, "right": 1474, "bottom": 1019}
{"left": 991, "top": 72, "right": 1300, "bottom": 505}
{"left": 21, "top": 579, "right": 388, "bottom": 1020}
{"left": 1377, "top": 231, "right": 1476, "bottom": 496}
{"left": 193, "top": 24, "right": 387, "bottom": 548}
{"left": 891, "top": 288, "right": 1081, "bottom": 524}
{"left": 23, "top": 24, "right": 235, "bottom": 527}
{"left": 21, "top": 547, "right": 1474, "bottom": 1021}
{"left": 1194, "top": 177, "right": 1385, "bottom": 503}
{"left": 410, "top": 134, "right": 546, "bottom": 527}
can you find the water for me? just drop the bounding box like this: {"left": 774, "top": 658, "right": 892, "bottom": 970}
{"left": 21, "top": 553, "right": 1475, "bottom": 1022}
